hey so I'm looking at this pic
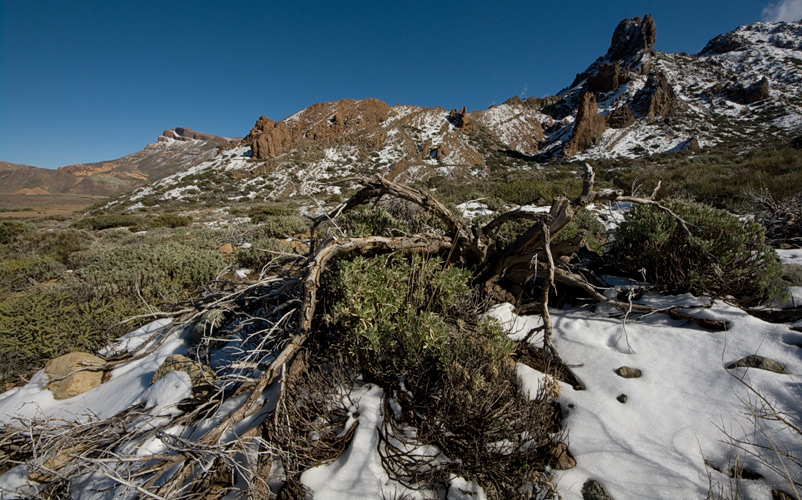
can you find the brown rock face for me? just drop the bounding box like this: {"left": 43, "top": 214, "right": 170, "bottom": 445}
{"left": 607, "top": 104, "right": 635, "bottom": 128}
{"left": 251, "top": 119, "right": 293, "bottom": 159}
{"left": 634, "top": 71, "right": 676, "bottom": 121}
{"left": 247, "top": 98, "right": 391, "bottom": 159}
{"left": 606, "top": 14, "right": 657, "bottom": 62}
{"left": 45, "top": 352, "right": 106, "bottom": 400}
{"left": 447, "top": 106, "right": 473, "bottom": 132}
{"left": 564, "top": 92, "right": 607, "bottom": 156}
{"left": 587, "top": 62, "right": 624, "bottom": 93}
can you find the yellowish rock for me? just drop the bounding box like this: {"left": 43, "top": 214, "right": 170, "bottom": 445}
{"left": 45, "top": 352, "right": 106, "bottom": 400}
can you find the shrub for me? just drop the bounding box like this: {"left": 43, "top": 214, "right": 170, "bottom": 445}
{"left": 148, "top": 213, "right": 192, "bottom": 229}
{"left": 336, "top": 206, "right": 405, "bottom": 238}
{"left": 0, "top": 256, "right": 65, "bottom": 296}
{"left": 70, "top": 240, "right": 225, "bottom": 303}
{"left": 72, "top": 214, "right": 143, "bottom": 231}
{"left": 0, "top": 288, "right": 143, "bottom": 369}
{"left": 0, "top": 221, "right": 33, "bottom": 245}
{"left": 327, "top": 254, "right": 476, "bottom": 367}
{"left": 248, "top": 204, "right": 296, "bottom": 221}
{"left": 555, "top": 207, "right": 608, "bottom": 254}
{"left": 610, "top": 199, "right": 782, "bottom": 302}
{"left": 322, "top": 253, "right": 561, "bottom": 497}
{"left": 11, "top": 228, "right": 95, "bottom": 263}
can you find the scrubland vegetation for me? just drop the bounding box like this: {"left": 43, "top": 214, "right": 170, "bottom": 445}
{"left": 0, "top": 136, "right": 799, "bottom": 497}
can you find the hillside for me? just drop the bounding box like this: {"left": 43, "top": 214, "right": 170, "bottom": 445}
{"left": 0, "top": 128, "right": 235, "bottom": 198}
{"left": 93, "top": 16, "right": 802, "bottom": 211}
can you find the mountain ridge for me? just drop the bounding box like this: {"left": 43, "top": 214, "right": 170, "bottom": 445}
{"left": 5, "top": 16, "right": 802, "bottom": 207}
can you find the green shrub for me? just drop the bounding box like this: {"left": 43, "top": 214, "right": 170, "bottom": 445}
{"left": 337, "top": 206, "right": 405, "bottom": 237}
{"left": 72, "top": 214, "right": 143, "bottom": 231}
{"left": 0, "top": 221, "right": 33, "bottom": 245}
{"left": 71, "top": 241, "right": 225, "bottom": 303}
{"left": 327, "top": 254, "right": 498, "bottom": 369}
{"left": 0, "top": 288, "right": 143, "bottom": 365}
{"left": 610, "top": 199, "right": 782, "bottom": 302}
{"left": 11, "top": 228, "right": 95, "bottom": 263}
{"left": 0, "top": 256, "right": 65, "bottom": 296}
{"left": 248, "top": 204, "right": 296, "bottom": 221}
{"left": 555, "top": 207, "right": 607, "bottom": 254}
{"left": 149, "top": 213, "right": 192, "bottom": 229}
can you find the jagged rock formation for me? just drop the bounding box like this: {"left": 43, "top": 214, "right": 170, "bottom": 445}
{"left": 564, "top": 92, "right": 607, "bottom": 156}
{"left": 606, "top": 14, "right": 657, "bottom": 63}
{"left": 447, "top": 106, "right": 473, "bottom": 131}
{"left": 633, "top": 71, "right": 676, "bottom": 121}
{"left": 607, "top": 104, "right": 635, "bottom": 128}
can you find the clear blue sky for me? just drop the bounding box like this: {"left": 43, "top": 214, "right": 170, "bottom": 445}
{"left": 1, "top": 0, "right": 799, "bottom": 169}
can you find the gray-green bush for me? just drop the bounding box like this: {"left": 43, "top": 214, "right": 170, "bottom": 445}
{"left": 610, "top": 199, "right": 782, "bottom": 302}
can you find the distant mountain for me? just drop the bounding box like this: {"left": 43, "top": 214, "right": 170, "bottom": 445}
{"left": 0, "top": 128, "right": 236, "bottom": 197}
{"left": 13, "top": 16, "right": 802, "bottom": 209}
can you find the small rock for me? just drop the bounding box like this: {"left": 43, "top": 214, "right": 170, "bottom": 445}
{"left": 152, "top": 354, "right": 216, "bottom": 396}
{"left": 725, "top": 355, "right": 787, "bottom": 374}
{"left": 45, "top": 352, "right": 106, "bottom": 400}
{"left": 218, "top": 243, "right": 235, "bottom": 255}
{"left": 548, "top": 442, "right": 576, "bottom": 470}
{"left": 615, "top": 366, "right": 642, "bottom": 378}
{"left": 616, "top": 394, "right": 628, "bottom": 404}
{"left": 582, "top": 479, "right": 614, "bottom": 500}
{"left": 772, "top": 490, "right": 794, "bottom": 500}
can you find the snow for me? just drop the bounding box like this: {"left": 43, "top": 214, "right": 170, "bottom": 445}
{"left": 490, "top": 292, "right": 802, "bottom": 500}
{"left": 778, "top": 248, "right": 802, "bottom": 264}
{"left": 301, "top": 384, "right": 393, "bottom": 499}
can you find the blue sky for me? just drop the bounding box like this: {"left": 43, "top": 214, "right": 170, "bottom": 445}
{"left": 1, "top": 0, "right": 800, "bottom": 169}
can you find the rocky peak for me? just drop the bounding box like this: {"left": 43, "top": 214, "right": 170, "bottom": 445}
{"left": 605, "top": 14, "right": 657, "bottom": 62}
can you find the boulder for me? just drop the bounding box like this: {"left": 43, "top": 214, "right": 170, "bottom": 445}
{"left": 582, "top": 479, "right": 614, "bottom": 500}
{"left": 615, "top": 366, "right": 642, "bottom": 378}
{"left": 152, "top": 354, "right": 216, "bottom": 396}
{"left": 45, "top": 352, "right": 106, "bottom": 400}
{"left": 725, "top": 355, "right": 787, "bottom": 374}
{"left": 564, "top": 92, "right": 607, "bottom": 156}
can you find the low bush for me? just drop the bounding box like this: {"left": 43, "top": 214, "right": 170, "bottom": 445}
{"left": 609, "top": 199, "right": 782, "bottom": 302}
{"left": 70, "top": 240, "right": 225, "bottom": 303}
{"left": 336, "top": 206, "right": 405, "bottom": 238}
{"left": 0, "top": 288, "right": 143, "bottom": 371}
{"left": 321, "top": 254, "right": 561, "bottom": 496}
{"left": 0, "top": 256, "right": 65, "bottom": 296}
{"left": 72, "top": 214, "right": 143, "bottom": 231}
{"left": 10, "top": 228, "right": 95, "bottom": 263}
{"left": 0, "top": 221, "right": 33, "bottom": 245}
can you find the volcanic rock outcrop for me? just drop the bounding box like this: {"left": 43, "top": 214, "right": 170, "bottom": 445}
{"left": 563, "top": 92, "right": 607, "bottom": 156}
